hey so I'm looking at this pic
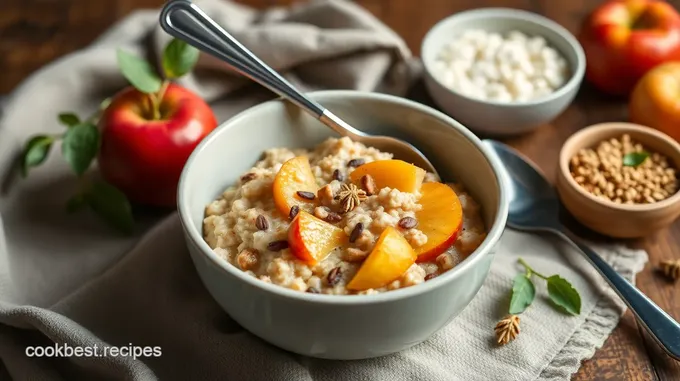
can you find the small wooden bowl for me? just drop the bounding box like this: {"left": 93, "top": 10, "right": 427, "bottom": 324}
{"left": 556, "top": 122, "right": 680, "bottom": 238}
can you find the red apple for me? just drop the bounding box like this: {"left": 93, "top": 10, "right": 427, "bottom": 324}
{"left": 578, "top": 0, "right": 680, "bottom": 96}
{"left": 97, "top": 83, "right": 217, "bottom": 207}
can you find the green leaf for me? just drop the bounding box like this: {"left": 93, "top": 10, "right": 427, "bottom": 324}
{"left": 21, "top": 135, "right": 54, "bottom": 177}
{"left": 58, "top": 113, "right": 81, "bottom": 127}
{"left": 61, "top": 123, "right": 100, "bottom": 176}
{"left": 66, "top": 193, "right": 86, "bottom": 214}
{"left": 622, "top": 152, "right": 649, "bottom": 167}
{"left": 162, "top": 38, "right": 200, "bottom": 79}
{"left": 509, "top": 274, "right": 536, "bottom": 314}
{"left": 84, "top": 180, "right": 135, "bottom": 234}
{"left": 547, "top": 275, "right": 582, "bottom": 315}
{"left": 116, "top": 49, "right": 162, "bottom": 93}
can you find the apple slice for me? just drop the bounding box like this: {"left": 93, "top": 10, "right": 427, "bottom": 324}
{"left": 273, "top": 156, "right": 319, "bottom": 216}
{"left": 348, "top": 160, "right": 426, "bottom": 194}
{"left": 414, "top": 182, "right": 463, "bottom": 262}
{"left": 288, "top": 211, "right": 346, "bottom": 264}
{"left": 346, "top": 226, "right": 417, "bottom": 291}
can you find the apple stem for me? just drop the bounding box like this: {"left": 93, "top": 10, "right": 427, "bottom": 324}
{"left": 149, "top": 80, "right": 170, "bottom": 121}
{"left": 144, "top": 94, "right": 156, "bottom": 120}
{"left": 148, "top": 94, "right": 160, "bottom": 121}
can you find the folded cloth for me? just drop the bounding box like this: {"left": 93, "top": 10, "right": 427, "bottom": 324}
{"left": 0, "top": 0, "right": 648, "bottom": 380}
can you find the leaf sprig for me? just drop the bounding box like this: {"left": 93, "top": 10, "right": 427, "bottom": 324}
{"left": 622, "top": 151, "right": 649, "bottom": 167}
{"left": 20, "top": 101, "right": 135, "bottom": 234}
{"left": 116, "top": 39, "right": 199, "bottom": 120}
{"left": 496, "top": 258, "right": 582, "bottom": 346}
{"left": 19, "top": 38, "right": 200, "bottom": 234}
{"left": 509, "top": 258, "right": 582, "bottom": 315}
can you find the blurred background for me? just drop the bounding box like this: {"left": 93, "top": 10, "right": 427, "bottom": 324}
{"left": 0, "top": 0, "right": 583, "bottom": 95}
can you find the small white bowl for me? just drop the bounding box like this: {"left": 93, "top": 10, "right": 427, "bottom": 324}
{"left": 421, "top": 8, "right": 586, "bottom": 136}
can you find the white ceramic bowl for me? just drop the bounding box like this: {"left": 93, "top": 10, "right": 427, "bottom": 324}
{"left": 421, "top": 8, "right": 586, "bottom": 136}
{"left": 177, "top": 90, "right": 508, "bottom": 360}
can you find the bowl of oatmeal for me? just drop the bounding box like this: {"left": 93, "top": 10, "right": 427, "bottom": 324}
{"left": 178, "top": 90, "right": 508, "bottom": 360}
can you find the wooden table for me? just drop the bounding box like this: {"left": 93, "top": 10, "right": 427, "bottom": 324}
{"left": 1, "top": 0, "right": 679, "bottom": 379}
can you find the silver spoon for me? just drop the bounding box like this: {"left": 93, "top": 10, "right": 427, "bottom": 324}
{"left": 483, "top": 139, "right": 680, "bottom": 361}
{"left": 158, "top": 0, "right": 438, "bottom": 177}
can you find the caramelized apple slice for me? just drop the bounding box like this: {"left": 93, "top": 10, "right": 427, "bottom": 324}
{"left": 414, "top": 182, "right": 463, "bottom": 262}
{"left": 346, "top": 226, "right": 417, "bottom": 291}
{"left": 273, "top": 156, "right": 319, "bottom": 216}
{"left": 289, "top": 211, "right": 346, "bottom": 264}
{"left": 348, "top": 160, "right": 426, "bottom": 194}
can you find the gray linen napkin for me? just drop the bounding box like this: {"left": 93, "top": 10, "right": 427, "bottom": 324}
{"left": 0, "top": 1, "right": 648, "bottom": 380}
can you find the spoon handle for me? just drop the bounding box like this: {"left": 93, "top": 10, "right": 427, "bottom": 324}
{"left": 159, "top": 0, "right": 363, "bottom": 138}
{"left": 556, "top": 229, "right": 680, "bottom": 361}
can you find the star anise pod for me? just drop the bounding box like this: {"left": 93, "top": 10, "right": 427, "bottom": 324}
{"left": 660, "top": 259, "right": 680, "bottom": 281}
{"left": 494, "top": 315, "right": 520, "bottom": 346}
{"left": 337, "top": 183, "right": 367, "bottom": 213}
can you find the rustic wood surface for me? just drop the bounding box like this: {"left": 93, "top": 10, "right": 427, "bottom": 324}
{"left": 1, "top": 0, "right": 679, "bottom": 380}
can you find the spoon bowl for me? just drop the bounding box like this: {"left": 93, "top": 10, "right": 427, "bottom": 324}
{"left": 484, "top": 139, "right": 680, "bottom": 361}
{"left": 159, "top": 0, "right": 438, "bottom": 177}
{"left": 482, "top": 140, "right": 558, "bottom": 228}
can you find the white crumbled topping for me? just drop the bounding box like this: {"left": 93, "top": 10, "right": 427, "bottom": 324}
{"left": 431, "top": 29, "right": 569, "bottom": 102}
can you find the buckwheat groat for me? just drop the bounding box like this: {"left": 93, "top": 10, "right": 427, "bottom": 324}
{"left": 569, "top": 134, "right": 678, "bottom": 204}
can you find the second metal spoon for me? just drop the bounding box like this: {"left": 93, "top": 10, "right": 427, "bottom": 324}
{"left": 159, "top": 0, "right": 438, "bottom": 177}
{"left": 483, "top": 139, "right": 680, "bottom": 361}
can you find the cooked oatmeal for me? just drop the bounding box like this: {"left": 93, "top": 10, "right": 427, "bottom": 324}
{"left": 203, "top": 137, "right": 487, "bottom": 295}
